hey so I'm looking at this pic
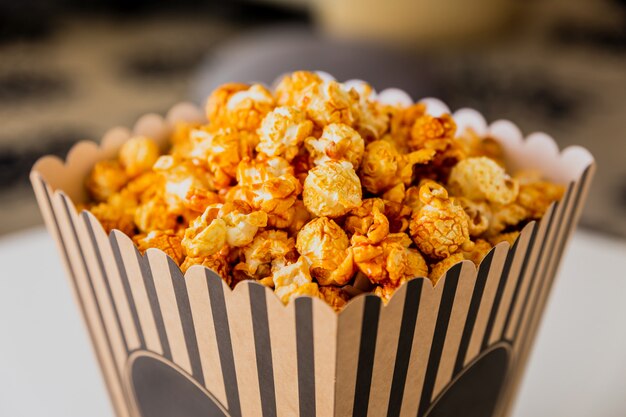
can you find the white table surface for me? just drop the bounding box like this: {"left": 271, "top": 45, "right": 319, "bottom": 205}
{"left": 1, "top": 227, "right": 625, "bottom": 417}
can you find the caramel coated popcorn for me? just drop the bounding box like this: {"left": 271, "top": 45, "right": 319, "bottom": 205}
{"left": 85, "top": 71, "right": 564, "bottom": 310}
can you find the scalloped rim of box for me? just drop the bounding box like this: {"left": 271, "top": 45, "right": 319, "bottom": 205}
{"left": 30, "top": 73, "right": 595, "bottom": 315}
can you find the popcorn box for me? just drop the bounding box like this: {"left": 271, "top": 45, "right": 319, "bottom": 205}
{"left": 30, "top": 85, "right": 594, "bottom": 417}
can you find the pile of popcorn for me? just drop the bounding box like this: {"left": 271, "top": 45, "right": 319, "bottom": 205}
{"left": 85, "top": 71, "right": 564, "bottom": 311}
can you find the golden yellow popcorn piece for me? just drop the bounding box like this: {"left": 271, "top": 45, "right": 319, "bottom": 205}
{"left": 352, "top": 84, "right": 389, "bottom": 141}
{"left": 118, "top": 136, "right": 160, "bottom": 178}
{"left": 85, "top": 160, "right": 129, "bottom": 202}
{"left": 296, "top": 217, "right": 355, "bottom": 286}
{"left": 287, "top": 200, "right": 312, "bottom": 236}
{"left": 256, "top": 106, "right": 313, "bottom": 162}
{"left": 457, "top": 197, "right": 491, "bottom": 237}
{"left": 448, "top": 157, "right": 519, "bottom": 205}
{"left": 89, "top": 200, "right": 136, "bottom": 236}
{"left": 319, "top": 286, "right": 351, "bottom": 312}
{"left": 235, "top": 155, "right": 294, "bottom": 186}
{"left": 360, "top": 140, "right": 435, "bottom": 194}
{"left": 235, "top": 230, "right": 296, "bottom": 280}
{"left": 409, "top": 181, "right": 472, "bottom": 259}
{"left": 206, "top": 83, "right": 275, "bottom": 131}
{"left": 382, "top": 183, "right": 405, "bottom": 203}
{"left": 233, "top": 156, "right": 302, "bottom": 228}
{"left": 387, "top": 103, "right": 426, "bottom": 150}
{"left": 134, "top": 230, "right": 185, "bottom": 264}
{"left": 305, "top": 123, "right": 365, "bottom": 168}
{"left": 274, "top": 71, "right": 322, "bottom": 106}
{"left": 486, "top": 202, "right": 528, "bottom": 236}
{"left": 182, "top": 187, "right": 222, "bottom": 214}
{"left": 461, "top": 239, "right": 493, "bottom": 266}
{"left": 272, "top": 256, "right": 320, "bottom": 304}
{"left": 134, "top": 197, "right": 180, "bottom": 233}
{"left": 303, "top": 160, "right": 362, "bottom": 217}
{"left": 188, "top": 127, "right": 242, "bottom": 187}
{"left": 122, "top": 171, "right": 163, "bottom": 203}
{"left": 181, "top": 251, "right": 231, "bottom": 285}
{"left": 182, "top": 202, "right": 267, "bottom": 257}
{"left": 275, "top": 71, "right": 359, "bottom": 127}
{"left": 352, "top": 232, "right": 428, "bottom": 287}
{"left": 429, "top": 253, "right": 465, "bottom": 285}
{"left": 383, "top": 200, "right": 413, "bottom": 233}
{"left": 516, "top": 180, "right": 565, "bottom": 219}
{"left": 409, "top": 113, "right": 456, "bottom": 151}
{"left": 344, "top": 199, "right": 390, "bottom": 244}
{"left": 153, "top": 156, "right": 214, "bottom": 212}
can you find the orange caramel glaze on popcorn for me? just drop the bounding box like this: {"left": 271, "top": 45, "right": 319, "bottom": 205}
{"left": 85, "top": 71, "right": 564, "bottom": 309}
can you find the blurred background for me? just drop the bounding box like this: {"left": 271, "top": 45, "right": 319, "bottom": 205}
{"left": 0, "top": 0, "right": 625, "bottom": 236}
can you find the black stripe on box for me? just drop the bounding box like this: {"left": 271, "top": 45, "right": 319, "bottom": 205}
{"left": 168, "top": 258, "right": 205, "bottom": 386}
{"left": 109, "top": 232, "right": 146, "bottom": 349}
{"left": 206, "top": 269, "right": 241, "bottom": 417}
{"left": 417, "top": 263, "right": 461, "bottom": 417}
{"left": 352, "top": 296, "right": 382, "bottom": 417}
{"left": 501, "top": 223, "right": 539, "bottom": 341}
{"left": 249, "top": 284, "right": 277, "bottom": 417}
{"left": 295, "top": 297, "right": 316, "bottom": 417}
{"left": 387, "top": 279, "right": 423, "bottom": 417}
{"left": 511, "top": 199, "right": 559, "bottom": 340}
{"left": 82, "top": 212, "right": 129, "bottom": 353}
{"left": 481, "top": 239, "right": 518, "bottom": 350}
{"left": 60, "top": 196, "right": 124, "bottom": 387}
{"left": 453, "top": 250, "right": 494, "bottom": 375}
{"left": 135, "top": 249, "right": 172, "bottom": 360}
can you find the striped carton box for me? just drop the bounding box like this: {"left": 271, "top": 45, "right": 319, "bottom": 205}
{"left": 30, "top": 86, "right": 594, "bottom": 417}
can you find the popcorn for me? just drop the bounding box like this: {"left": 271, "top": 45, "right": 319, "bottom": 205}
{"left": 430, "top": 253, "right": 465, "bottom": 285}
{"left": 181, "top": 205, "right": 225, "bottom": 257}
{"left": 352, "top": 233, "right": 428, "bottom": 287}
{"left": 516, "top": 180, "right": 565, "bottom": 219}
{"left": 344, "top": 199, "right": 390, "bottom": 244}
{"left": 296, "top": 217, "right": 354, "bottom": 286}
{"left": 153, "top": 156, "right": 214, "bottom": 212}
{"left": 409, "top": 181, "right": 472, "bottom": 259}
{"left": 461, "top": 239, "right": 493, "bottom": 266}
{"left": 409, "top": 113, "right": 456, "bottom": 151}
{"left": 275, "top": 71, "right": 359, "bottom": 127}
{"left": 181, "top": 250, "right": 231, "bottom": 285}
{"left": 134, "top": 230, "right": 185, "bottom": 264}
{"left": 448, "top": 157, "right": 519, "bottom": 205}
{"left": 182, "top": 202, "right": 267, "bottom": 257}
{"left": 188, "top": 127, "right": 242, "bottom": 187}
{"left": 305, "top": 123, "right": 365, "bottom": 168}
{"left": 89, "top": 200, "right": 136, "bottom": 236}
{"left": 272, "top": 256, "right": 320, "bottom": 304}
{"left": 235, "top": 230, "right": 296, "bottom": 281}
{"left": 206, "top": 83, "right": 275, "bottom": 131}
{"left": 303, "top": 160, "right": 362, "bottom": 217}
{"left": 85, "top": 71, "right": 564, "bottom": 309}
{"left": 457, "top": 197, "right": 491, "bottom": 237}
{"left": 486, "top": 202, "right": 528, "bottom": 236}
{"left": 257, "top": 106, "right": 313, "bottom": 162}
{"left": 118, "top": 136, "right": 160, "bottom": 178}
{"left": 360, "top": 140, "right": 435, "bottom": 194}
{"left": 134, "top": 197, "right": 180, "bottom": 233}
{"left": 319, "top": 286, "right": 351, "bottom": 312}
{"left": 86, "top": 160, "right": 129, "bottom": 202}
